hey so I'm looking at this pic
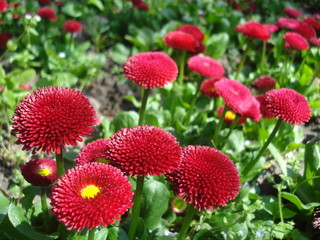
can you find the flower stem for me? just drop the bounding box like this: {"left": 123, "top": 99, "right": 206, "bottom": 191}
{"left": 40, "top": 187, "right": 50, "bottom": 233}
{"left": 177, "top": 205, "right": 196, "bottom": 240}
{"left": 55, "top": 149, "right": 65, "bottom": 178}
{"left": 138, "top": 88, "right": 150, "bottom": 125}
{"left": 128, "top": 176, "right": 145, "bottom": 240}
{"left": 259, "top": 41, "right": 267, "bottom": 74}
{"left": 220, "top": 114, "right": 240, "bottom": 149}
{"left": 212, "top": 106, "right": 228, "bottom": 148}
{"left": 185, "top": 76, "right": 202, "bottom": 124}
{"left": 310, "top": 61, "right": 320, "bottom": 86}
{"left": 242, "top": 118, "right": 283, "bottom": 177}
{"left": 277, "top": 182, "right": 284, "bottom": 223}
{"left": 88, "top": 228, "right": 96, "bottom": 240}
{"left": 235, "top": 38, "right": 253, "bottom": 80}
{"left": 178, "top": 50, "right": 187, "bottom": 85}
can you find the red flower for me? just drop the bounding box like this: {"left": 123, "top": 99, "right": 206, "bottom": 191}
{"left": 265, "top": 88, "right": 311, "bottom": 125}
{"left": 255, "top": 94, "right": 274, "bottom": 119}
{"left": 0, "top": 0, "right": 7, "bottom": 12}
{"left": 37, "top": 0, "right": 52, "bottom": 5}
{"left": 304, "top": 17, "right": 320, "bottom": 31}
{"left": 217, "top": 106, "right": 247, "bottom": 124}
{"left": 176, "top": 24, "right": 204, "bottom": 43}
{"left": 293, "top": 21, "right": 316, "bottom": 41}
{"left": 50, "top": 163, "right": 133, "bottom": 231}
{"left": 188, "top": 55, "right": 224, "bottom": 78}
{"left": 163, "top": 31, "right": 200, "bottom": 52}
{"left": 236, "top": 21, "right": 271, "bottom": 41}
{"left": 263, "top": 24, "right": 279, "bottom": 33}
{"left": 310, "top": 37, "right": 320, "bottom": 47}
{"left": 166, "top": 145, "right": 240, "bottom": 211}
{"left": 75, "top": 139, "right": 110, "bottom": 165}
{"left": 63, "top": 20, "right": 82, "bottom": 33}
{"left": 200, "top": 78, "right": 221, "bottom": 98}
{"left": 313, "top": 14, "right": 320, "bottom": 21}
{"left": 21, "top": 158, "right": 57, "bottom": 186}
{"left": 284, "top": 8, "right": 302, "bottom": 18}
{"left": 19, "top": 84, "right": 32, "bottom": 91}
{"left": 134, "top": 2, "right": 149, "bottom": 10}
{"left": 54, "top": 1, "right": 64, "bottom": 7}
{"left": 284, "top": 32, "right": 309, "bottom": 51}
{"left": 251, "top": 75, "right": 276, "bottom": 91}
{"left": 11, "top": 86, "right": 96, "bottom": 154}
{"left": 104, "top": 125, "right": 181, "bottom": 176}
{"left": 123, "top": 51, "right": 178, "bottom": 89}
{"left": 277, "top": 17, "right": 300, "bottom": 30}
{"left": 215, "top": 78, "right": 260, "bottom": 122}
{"left": 37, "top": 7, "right": 57, "bottom": 21}
{"left": 0, "top": 33, "right": 12, "bottom": 49}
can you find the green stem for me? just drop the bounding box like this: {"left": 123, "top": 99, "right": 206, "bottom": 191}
{"left": 128, "top": 176, "right": 145, "bottom": 240}
{"left": 220, "top": 114, "right": 240, "bottom": 149}
{"left": 138, "top": 88, "right": 150, "bottom": 125}
{"left": 88, "top": 228, "right": 96, "bottom": 240}
{"left": 235, "top": 38, "right": 253, "bottom": 80}
{"left": 212, "top": 106, "right": 228, "bottom": 148}
{"left": 178, "top": 50, "right": 187, "bottom": 85}
{"left": 310, "top": 61, "right": 320, "bottom": 86}
{"left": 55, "top": 149, "right": 64, "bottom": 178}
{"left": 259, "top": 41, "right": 267, "bottom": 74}
{"left": 278, "top": 183, "right": 284, "bottom": 223}
{"left": 177, "top": 205, "right": 197, "bottom": 240}
{"left": 242, "top": 118, "right": 283, "bottom": 177}
{"left": 185, "top": 76, "right": 202, "bottom": 124}
{"left": 40, "top": 187, "right": 50, "bottom": 232}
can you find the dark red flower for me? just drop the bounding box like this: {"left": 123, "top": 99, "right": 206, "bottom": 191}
{"left": 217, "top": 106, "right": 247, "bottom": 124}
{"left": 200, "top": 78, "right": 221, "bottom": 98}
{"left": 63, "top": 20, "right": 82, "bottom": 33}
{"left": 123, "top": 51, "right": 178, "bottom": 89}
{"left": 284, "top": 32, "right": 309, "bottom": 51}
{"left": 187, "top": 55, "right": 224, "bottom": 78}
{"left": 284, "top": 8, "right": 302, "bottom": 18}
{"left": 7, "top": 3, "right": 19, "bottom": 9}
{"left": 134, "top": 2, "right": 149, "bottom": 10}
{"left": 11, "top": 86, "right": 96, "bottom": 154}
{"left": 0, "top": 33, "right": 12, "bottom": 49}
{"left": 304, "top": 17, "right": 320, "bottom": 31}
{"left": 293, "top": 21, "right": 316, "bottom": 41}
{"left": 263, "top": 24, "right": 279, "bottom": 33}
{"left": 230, "top": 0, "right": 256, "bottom": 12}
{"left": 51, "top": 163, "right": 133, "bottom": 231}
{"left": 255, "top": 94, "right": 274, "bottom": 119}
{"left": 277, "top": 17, "right": 300, "bottom": 30}
{"left": 37, "top": 7, "right": 57, "bottom": 21}
{"left": 54, "top": 1, "right": 64, "bottom": 7}
{"left": 251, "top": 75, "right": 276, "bottom": 91}
{"left": 265, "top": 88, "right": 311, "bottom": 125}
{"left": 104, "top": 125, "right": 181, "bottom": 176}
{"left": 176, "top": 24, "right": 204, "bottom": 43}
{"left": 236, "top": 21, "right": 271, "bottom": 41}
{"left": 37, "top": 0, "right": 52, "bottom": 5}
{"left": 75, "top": 139, "right": 110, "bottom": 165}
{"left": 21, "top": 158, "right": 57, "bottom": 186}
{"left": 163, "top": 31, "right": 199, "bottom": 52}
{"left": 166, "top": 145, "right": 240, "bottom": 211}
{"left": 0, "top": 0, "right": 7, "bottom": 12}
{"left": 215, "top": 78, "right": 260, "bottom": 122}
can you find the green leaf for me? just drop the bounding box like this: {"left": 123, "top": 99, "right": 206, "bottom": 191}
{"left": 107, "top": 227, "right": 128, "bottom": 240}
{"left": 205, "top": 33, "right": 229, "bottom": 59}
{"left": 141, "top": 180, "right": 170, "bottom": 230}
{"left": 88, "top": 0, "right": 104, "bottom": 11}
{"left": 281, "top": 192, "right": 320, "bottom": 210}
{"left": 298, "top": 64, "right": 313, "bottom": 86}
{"left": 100, "top": 117, "right": 112, "bottom": 138}
{"left": 268, "top": 143, "right": 287, "bottom": 175}
{"left": 108, "top": 43, "right": 131, "bottom": 64}
{"left": 62, "top": 3, "right": 84, "bottom": 17}
{"left": 0, "top": 193, "right": 10, "bottom": 222}
{"left": 95, "top": 227, "right": 109, "bottom": 240}
{"left": 271, "top": 221, "right": 294, "bottom": 239}
{"left": 0, "top": 65, "right": 5, "bottom": 80}
{"left": 304, "top": 143, "right": 320, "bottom": 181}
{"left": 110, "top": 111, "right": 139, "bottom": 132}
{"left": 53, "top": 72, "right": 78, "bottom": 88}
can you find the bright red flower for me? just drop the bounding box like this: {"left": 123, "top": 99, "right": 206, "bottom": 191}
{"left": 104, "top": 125, "right": 181, "bottom": 176}
{"left": 21, "top": 158, "right": 57, "bottom": 186}
{"left": 217, "top": 106, "right": 247, "bottom": 124}
{"left": 176, "top": 24, "right": 204, "bottom": 43}
{"left": 51, "top": 163, "right": 133, "bottom": 231}
{"left": 75, "top": 139, "right": 110, "bottom": 165}
{"left": 284, "top": 32, "right": 309, "bottom": 51}
{"left": 255, "top": 94, "right": 274, "bottom": 119}
{"left": 187, "top": 55, "right": 224, "bottom": 78}
{"left": 251, "top": 75, "right": 276, "bottom": 91}
{"left": 37, "top": 7, "right": 57, "bottom": 21}
{"left": 284, "top": 7, "right": 302, "bottom": 18}
{"left": 200, "top": 78, "right": 221, "bottom": 98}
{"left": 123, "top": 51, "right": 178, "bottom": 89}
{"left": 163, "top": 31, "right": 200, "bottom": 52}
{"left": 293, "top": 21, "right": 316, "bottom": 41}
{"left": 236, "top": 21, "right": 271, "bottom": 41}
{"left": 265, "top": 88, "right": 311, "bottom": 125}
{"left": 63, "top": 20, "right": 82, "bottom": 33}
{"left": 215, "top": 78, "right": 260, "bottom": 122}
{"left": 166, "top": 145, "right": 240, "bottom": 211}
{"left": 277, "top": 17, "right": 300, "bottom": 30}
{"left": 263, "top": 24, "right": 279, "bottom": 33}
{"left": 0, "top": 33, "right": 12, "bottom": 49}
{"left": 0, "top": 0, "right": 7, "bottom": 12}
{"left": 304, "top": 17, "right": 320, "bottom": 31}
{"left": 310, "top": 37, "right": 320, "bottom": 47}
{"left": 11, "top": 86, "right": 96, "bottom": 154}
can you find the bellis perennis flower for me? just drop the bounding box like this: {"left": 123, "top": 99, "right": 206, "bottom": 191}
{"left": 37, "top": 7, "right": 57, "bottom": 21}
{"left": 187, "top": 55, "right": 224, "bottom": 78}
{"left": 236, "top": 21, "right": 271, "bottom": 41}
{"left": 63, "top": 20, "right": 83, "bottom": 33}
{"left": 75, "top": 139, "right": 110, "bottom": 165}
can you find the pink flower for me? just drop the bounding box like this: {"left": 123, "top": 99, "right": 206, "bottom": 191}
{"left": 277, "top": 17, "right": 300, "bottom": 30}
{"left": 255, "top": 94, "right": 274, "bottom": 119}
{"left": 251, "top": 75, "right": 276, "bottom": 91}
{"left": 284, "top": 32, "right": 309, "bottom": 51}
{"left": 163, "top": 31, "right": 201, "bottom": 52}
{"left": 263, "top": 24, "right": 279, "bottom": 33}
{"left": 187, "top": 55, "right": 224, "bottom": 78}
{"left": 0, "top": 0, "right": 7, "bottom": 12}
{"left": 293, "top": 21, "right": 316, "bottom": 41}
{"left": 236, "top": 21, "right": 271, "bottom": 41}
{"left": 284, "top": 8, "right": 302, "bottom": 18}
{"left": 176, "top": 24, "right": 204, "bottom": 43}
{"left": 200, "top": 78, "right": 221, "bottom": 98}
{"left": 304, "top": 17, "right": 320, "bottom": 31}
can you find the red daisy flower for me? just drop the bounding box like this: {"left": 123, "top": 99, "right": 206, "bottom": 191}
{"left": 293, "top": 21, "right": 316, "bottom": 41}
{"left": 215, "top": 78, "right": 260, "bottom": 122}
{"left": 134, "top": 2, "right": 149, "bottom": 10}
{"left": 166, "top": 145, "right": 240, "bottom": 211}
{"left": 54, "top": 1, "right": 64, "bottom": 7}
{"left": 200, "top": 78, "right": 221, "bottom": 98}
{"left": 63, "top": 20, "right": 82, "bottom": 33}
{"left": 255, "top": 94, "right": 275, "bottom": 119}
{"left": 284, "top": 7, "right": 302, "bottom": 18}
{"left": 163, "top": 31, "right": 199, "bottom": 52}
{"left": 21, "top": 158, "right": 57, "bottom": 186}
{"left": 284, "top": 32, "right": 309, "bottom": 51}
{"left": 187, "top": 55, "right": 224, "bottom": 78}
{"left": 50, "top": 163, "right": 133, "bottom": 231}
{"left": 235, "top": 21, "right": 271, "bottom": 41}
{"left": 75, "top": 139, "right": 110, "bottom": 165}
{"left": 176, "top": 24, "right": 204, "bottom": 43}
{"left": 0, "top": 33, "right": 12, "bottom": 49}
{"left": 37, "top": 0, "right": 52, "bottom": 5}
{"left": 37, "top": 7, "right": 57, "bottom": 22}
{"left": 251, "top": 75, "right": 276, "bottom": 91}
{"left": 217, "top": 106, "right": 247, "bottom": 124}
{"left": 313, "top": 14, "right": 320, "bottom": 21}
{"left": 304, "top": 17, "right": 320, "bottom": 31}
{"left": 265, "top": 88, "right": 311, "bottom": 125}
{"left": 0, "top": 0, "right": 7, "bottom": 12}
{"left": 263, "top": 24, "right": 279, "bottom": 33}
{"left": 104, "top": 125, "right": 181, "bottom": 176}
{"left": 310, "top": 37, "right": 320, "bottom": 47}
{"left": 123, "top": 51, "right": 178, "bottom": 89}
{"left": 11, "top": 86, "right": 96, "bottom": 154}
{"left": 277, "top": 17, "right": 300, "bottom": 30}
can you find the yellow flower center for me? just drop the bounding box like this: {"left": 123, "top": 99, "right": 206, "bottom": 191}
{"left": 225, "top": 111, "right": 236, "bottom": 121}
{"left": 38, "top": 168, "right": 51, "bottom": 177}
{"left": 81, "top": 185, "right": 100, "bottom": 199}
{"left": 96, "top": 157, "right": 110, "bottom": 164}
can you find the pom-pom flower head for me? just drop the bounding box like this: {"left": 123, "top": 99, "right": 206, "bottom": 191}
{"left": 284, "top": 7, "right": 302, "bottom": 18}
{"left": 75, "top": 139, "right": 110, "bottom": 165}
{"left": 293, "top": 22, "right": 316, "bottom": 41}
{"left": 11, "top": 86, "right": 96, "bottom": 154}
{"left": 123, "top": 52, "right": 178, "bottom": 89}
{"left": 63, "top": 20, "right": 83, "bottom": 33}
{"left": 104, "top": 125, "right": 181, "bottom": 176}
{"left": 50, "top": 163, "right": 133, "bottom": 231}
{"left": 304, "top": 17, "right": 320, "bottom": 31}
{"left": 176, "top": 24, "right": 204, "bottom": 43}
{"left": 284, "top": 32, "right": 309, "bottom": 51}
{"left": 200, "top": 78, "right": 221, "bottom": 98}
{"left": 255, "top": 94, "right": 275, "bottom": 119}
{"left": 277, "top": 17, "right": 300, "bottom": 30}
{"left": 236, "top": 21, "right": 271, "bottom": 41}
{"left": 166, "top": 145, "right": 240, "bottom": 211}
{"left": 163, "top": 31, "right": 201, "bottom": 52}
{"left": 0, "top": 0, "right": 7, "bottom": 12}
{"left": 265, "top": 88, "right": 311, "bottom": 125}
{"left": 251, "top": 75, "right": 276, "bottom": 91}
{"left": 37, "top": 7, "right": 57, "bottom": 21}
{"left": 187, "top": 55, "right": 224, "bottom": 78}
{"left": 21, "top": 158, "right": 57, "bottom": 186}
